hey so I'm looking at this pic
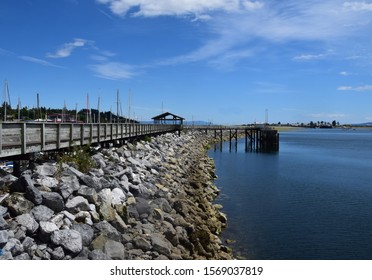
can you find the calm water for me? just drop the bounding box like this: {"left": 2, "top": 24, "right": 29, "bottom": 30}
{"left": 209, "top": 129, "right": 372, "bottom": 259}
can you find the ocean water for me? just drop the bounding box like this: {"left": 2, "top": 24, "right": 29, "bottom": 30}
{"left": 209, "top": 128, "right": 372, "bottom": 259}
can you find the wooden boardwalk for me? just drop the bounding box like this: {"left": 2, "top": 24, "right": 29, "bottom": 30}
{"left": 187, "top": 125, "right": 279, "bottom": 152}
{"left": 0, "top": 122, "right": 180, "bottom": 159}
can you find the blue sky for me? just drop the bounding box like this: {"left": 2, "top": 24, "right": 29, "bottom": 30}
{"left": 1, "top": 0, "right": 372, "bottom": 124}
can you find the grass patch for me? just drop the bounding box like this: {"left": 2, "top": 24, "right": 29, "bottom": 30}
{"left": 59, "top": 145, "right": 96, "bottom": 173}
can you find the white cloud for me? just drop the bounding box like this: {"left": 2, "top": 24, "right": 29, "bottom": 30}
{"left": 338, "top": 85, "right": 372, "bottom": 91}
{"left": 90, "top": 62, "right": 138, "bottom": 80}
{"left": 19, "top": 56, "right": 62, "bottom": 68}
{"left": 340, "top": 71, "right": 351, "bottom": 76}
{"left": 343, "top": 1, "right": 372, "bottom": 11}
{"left": 98, "top": 1, "right": 372, "bottom": 70}
{"left": 47, "top": 38, "right": 90, "bottom": 58}
{"left": 293, "top": 54, "right": 326, "bottom": 61}
{"left": 97, "top": 0, "right": 264, "bottom": 17}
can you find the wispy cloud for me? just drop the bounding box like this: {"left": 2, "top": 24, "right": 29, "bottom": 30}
{"left": 47, "top": 38, "right": 91, "bottom": 58}
{"left": 293, "top": 53, "right": 326, "bottom": 61}
{"left": 90, "top": 62, "right": 139, "bottom": 80}
{"left": 97, "top": 1, "right": 372, "bottom": 70}
{"left": 97, "top": 0, "right": 264, "bottom": 17}
{"left": 338, "top": 85, "right": 372, "bottom": 91}
{"left": 343, "top": 1, "right": 372, "bottom": 11}
{"left": 340, "top": 71, "right": 351, "bottom": 76}
{"left": 0, "top": 48, "right": 14, "bottom": 56}
{"left": 19, "top": 56, "right": 62, "bottom": 68}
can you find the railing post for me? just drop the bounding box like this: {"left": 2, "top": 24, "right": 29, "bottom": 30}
{"left": 90, "top": 124, "right": 93, "bottom": 144}
{"left": 97, "top": 123, "right": 101, "bottom": 143}
{"left": 42, "top": 123, "right": 46, "bottom": 151}
{"left": 80, "top": 124, "right": 84, "bottom": 146}
{"left": 21, "top": 122, "right": 27, "bottom": 154}
{"left": 57, "top": 124, "right": 61, "bottom": 149}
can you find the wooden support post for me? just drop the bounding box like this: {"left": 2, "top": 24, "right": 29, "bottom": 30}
{"left": 229, "top": 129, "right": 231, "bottom": 151}
{"left": 13, "top": 160, "right": 21, "bottom": 177}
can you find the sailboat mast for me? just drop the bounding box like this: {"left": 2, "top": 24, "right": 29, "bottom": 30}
{"left": 86, "top": 93, "right": 89, "bottom": 123}
{"left": 97, "top": 97, "right": 100, "bottom": 124}
{"left": 4, "top": 80, "right": 8, "bottom": 121}
{"left": 116, "top": 89, "right": 119, "bottom": 123}
{"left": 37, "top": 93, "right": 40, "bottom": 120}
{"left": 128, "top": 89, "right": 131, "bottom": 123}
{"left": 18, "top": 97, "right": 21, "bottom": 121}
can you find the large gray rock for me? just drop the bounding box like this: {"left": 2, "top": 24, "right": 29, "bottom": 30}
{"left": 151, "top": 234, "right": 172, "bottom": 257}
{"left": 36, "top": 163, "right": 57, "bottom": 177}
{"left": 3, "top": 193, "right": 34, "bottom": 216}
{"left": 57, "top": 175, "right": 80, "bottom": 199}
{"left": 39, "top": 221, "right": 58, "bottom": 236}
{"left": 94, "top": 221, "right": 122, "bottom": 242}
{"left": 51, "top": 246, "right": 65, "bottom": 260}
{"left": 98, "top": 189, "right": 112, "bottom": 205}
{"left": 92, "top": 154, "right": 107, "bottom": 169}
{"left": 51, "top": 229, "right": 82, "bottom": 254}
{"left": 15, "top": 213, "right": 39, "bottom": 234}
{"left": 134, "top": 236, "right": 152, "bottom": 252}
{"left": 0, "top": 230, "right": 9, "bottom": 245}
{"left": 77, "top": 186, "right": 98, "bottom": 204}
{"left": 0, "top": 205, "right": 7, "bottom": 216}
{"left": 3, "top": 238, "right": 24, "bottom": 257}
{"left": 65, "top": 196, "right": 90, "bottom": 213}
{"left": 41, "top": 192, "right": 64, "bottom": 212}
{"left": 30, "top": 205, "right": 54, "bottom": 222}
{"left": 71, "top": 224, "right": 94, "bottom": 246}
{"left": 10, "top": 174, "right": 34, "bottom": 193}
{"left": 88, "top": 249, "right": 112, "bottom": 260}
{"left": 25, "top": 185, "right": 42, "bottom": 205}
{"left": 22, "top": 236, "right": 35, "bottom": 252}
{"left": 111, "top": 187, "right": 126, "bottom": 206}
{"left": 135, "top": 197, "right": 152, "bottom": 216}
{"left": 103, "top": 239, "right": 125, "bottom": 260}
{"left": 79, "top": 175, "right": 102, "bottom": 191}
{"left": 0, "top": 216, "right": 9, "bottom": 230}
{"left": 36, "top": 176, "right": 59, "bottom": 189}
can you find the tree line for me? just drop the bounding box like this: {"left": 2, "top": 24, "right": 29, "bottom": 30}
{"left": 0, "top": 102, "right": 136, "bottom": 123}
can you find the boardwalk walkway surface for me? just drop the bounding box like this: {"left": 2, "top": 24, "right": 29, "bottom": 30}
{"left": 0, "top": 122, "right": 180, "bottom": 159}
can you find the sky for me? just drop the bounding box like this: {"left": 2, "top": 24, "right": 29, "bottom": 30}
{"left": 1, "top": 0, "right": 372, "bottom": 124}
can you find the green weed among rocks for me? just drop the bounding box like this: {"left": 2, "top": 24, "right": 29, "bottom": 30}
{"left": 59, "top": 145, "right": 96, "bottom": 173}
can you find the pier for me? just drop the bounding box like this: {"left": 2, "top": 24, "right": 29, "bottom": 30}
{"left": 188, "top": 126, "right": 279, "bottom": 152}
{"left": 0, "top": 122, "right": 181, "bottom": 159}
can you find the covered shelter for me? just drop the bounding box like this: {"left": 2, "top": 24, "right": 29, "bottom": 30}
{"left": 152, "top": 112, "right": 184, "bottom": 125}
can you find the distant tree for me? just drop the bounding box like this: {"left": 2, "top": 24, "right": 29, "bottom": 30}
{"left": 332, "top": 120, "right": 337, "bottom": 127}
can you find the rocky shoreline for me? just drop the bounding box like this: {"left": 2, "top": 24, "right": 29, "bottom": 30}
{"left": 0, "top": 131, "right": 233, "bottom": 260}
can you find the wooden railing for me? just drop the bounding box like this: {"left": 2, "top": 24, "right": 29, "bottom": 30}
{"left": 0, "top": 122, "right": 180, "bottom": 158}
